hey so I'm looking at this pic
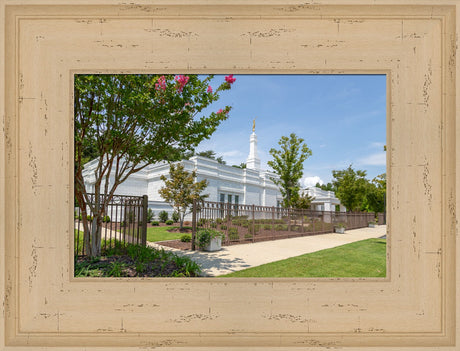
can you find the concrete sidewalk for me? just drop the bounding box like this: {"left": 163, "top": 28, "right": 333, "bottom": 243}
{"left": 148, "top": 225, "right": 387, "bottom": 277}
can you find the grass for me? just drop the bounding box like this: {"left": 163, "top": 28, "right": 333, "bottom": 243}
{"left": 75, "top": 225, "right": 189, "bottom": 252}
{"left": 220, "top": 238, "right": 387, "bottom": 278}
{"left": 146, "top": 226, "right": 191, "bottom": 242}
{"left": 74, "top": 241, "right": 202, "bottom": 277}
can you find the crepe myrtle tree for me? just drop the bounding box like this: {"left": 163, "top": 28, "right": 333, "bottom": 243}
{"left": 74, "top": 74, "right": 236, "bottom": 257}
{"left": 159, "top": 163, "right": 209, "bottom": 230}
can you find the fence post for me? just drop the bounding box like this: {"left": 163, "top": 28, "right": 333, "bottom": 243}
{"left": 321, "top": 211, "right": 324, "bottom": 232}
{"left": 287, "top": 208, "right": 291, "bottom": 235}
{"left": 141, "top": 195, "right": 148, "bottom": 247}
{"left": 192, "top": 199, "right": 197, "bottom": 251}
{"left": 252, "top": 204, "right": 255, "bottom": 243}
{"left": 301, "top": 209, "right": 304, "bottom": 235}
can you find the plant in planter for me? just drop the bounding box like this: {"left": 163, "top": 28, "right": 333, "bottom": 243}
{"left": 197, "top": 228, "right": 224, "bottom": 252}
{"left": 334, "top": 223, "right": 346, "bottom": 234}
{"left": 368, "top": 220, "right": 377, "bottom": 228}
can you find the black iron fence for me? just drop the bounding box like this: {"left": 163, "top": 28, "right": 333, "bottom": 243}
{"left": 193, "top": 201, "right": 379, "bottom": 246}
{"left": 74, "top": 193, "right": 148, "bottom": 255}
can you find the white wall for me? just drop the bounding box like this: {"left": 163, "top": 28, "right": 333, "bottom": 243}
{"left": 82, "top": 158, "right": 344, "bottom": 220}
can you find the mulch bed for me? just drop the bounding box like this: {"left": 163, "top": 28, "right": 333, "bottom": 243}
{"left": 157, "top": 240, "right": 192, "bottom": 250}
{"left": 155, "top": 231, "right": 326, "bottom": 251}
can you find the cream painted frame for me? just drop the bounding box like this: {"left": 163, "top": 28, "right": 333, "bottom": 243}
{"left": 0, "top": 0, "right": 458, "bottom": 349}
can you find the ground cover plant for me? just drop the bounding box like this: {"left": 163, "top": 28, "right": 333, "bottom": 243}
{"left": 220, "top": 238, "right": 386, "bottom": 277}
{"left": 74, "top": 241, "right": 201, "bottom": 277}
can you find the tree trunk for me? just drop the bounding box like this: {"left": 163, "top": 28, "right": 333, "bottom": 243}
{"left": 81, "top": 211, "right": 91, "bottom": 255}
{"left": 90, "top": 216, "right": 102, "bottom": 257}
{"left": 89, "top": 195, "right": 103, "bottom": 257}
{"left": 179, "top": 210, "right": 185, "bottom": 230}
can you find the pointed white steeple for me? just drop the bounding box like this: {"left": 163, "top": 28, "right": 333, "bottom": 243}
{"left": 246, "top": 118, "right": 261, "bottom": 170}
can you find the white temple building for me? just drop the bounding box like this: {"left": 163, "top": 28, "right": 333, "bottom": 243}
{"left": 305, "top": 187, "right": 346, "bottom": 212}
{"left": 82, "top": 121, "right": 345, "bottom": 218}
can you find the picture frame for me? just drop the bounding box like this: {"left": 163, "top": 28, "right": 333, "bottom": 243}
{"left": 0, "top": 1, "right": 458, "bottom": 349}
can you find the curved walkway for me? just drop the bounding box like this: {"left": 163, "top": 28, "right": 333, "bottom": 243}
{"left": 148, "top": 225, "right": 387, "bottom": 277}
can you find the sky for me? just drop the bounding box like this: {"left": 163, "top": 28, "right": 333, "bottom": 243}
{"left": 196, "top": 74, "right": 387, "bottom": 187}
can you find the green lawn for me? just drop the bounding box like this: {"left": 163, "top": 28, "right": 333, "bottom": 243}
{"left": 220, "top": 238, "right": 387, "bottom": 278}
{"left": 75, "top": 226, "right": 187, "bottom": 253}
{"left": 146, "top": 226, "right": 191, "bottom": 242}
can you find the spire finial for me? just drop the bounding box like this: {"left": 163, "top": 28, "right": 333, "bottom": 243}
{"left": 252, "top": 118, "right": 256, "bottom": 132}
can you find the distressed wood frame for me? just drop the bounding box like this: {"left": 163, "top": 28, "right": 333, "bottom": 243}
{"left": 0, "top": 1, "right": 459, "bottom": 349}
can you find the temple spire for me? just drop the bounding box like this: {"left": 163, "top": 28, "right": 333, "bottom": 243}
{"left": 247, "top": 119, "right": 261, "bottom": 170}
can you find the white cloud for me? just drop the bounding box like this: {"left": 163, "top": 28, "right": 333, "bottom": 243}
{"left": 303, "top": 176, "right": 324, "bottom": 188}
{"left": 357, "top": 152, "right": 386, "bottom": 166}
{"left": 221, "top": 150, "right": 243, "bottom": 158}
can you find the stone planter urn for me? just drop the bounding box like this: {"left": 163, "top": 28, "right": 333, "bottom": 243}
{"left": 203, "top": 236, "right": 222, "bottom": 252}
{"left": 334, "top": 226, "right": 345, "bottom": 234}
{"left": 368, "top": 223, "right": 377, "bottom": 228}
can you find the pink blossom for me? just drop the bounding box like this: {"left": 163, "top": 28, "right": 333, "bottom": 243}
{"left": 225, "top": 74, "right": 236, "bottom": 84}
{"left": 154, "top": 75, "right": 167, "bottom": 91}
{"left": 207, "top": 85, "right": 213, "bottom": 93}
{"left": 175, "top": 75, "right": 190, "bottom": 93}
{"left": 217, "top": 109, "right": 223, "bottom": 114}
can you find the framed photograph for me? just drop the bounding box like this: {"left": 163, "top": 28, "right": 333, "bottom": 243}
{"left": 1, "top": 1, "right": 458, "bottom": 349}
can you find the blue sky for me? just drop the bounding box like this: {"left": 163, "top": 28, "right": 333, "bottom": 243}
{"left": 196, "top": 74, "right": 387, "bottom": 187}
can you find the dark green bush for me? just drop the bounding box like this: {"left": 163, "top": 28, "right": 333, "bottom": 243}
{"left": 228, "top": 227, "right": 239, "bottom": 241}
{"left": 180, "top": 234, "right": 192, "bottom": 242}
{"left": 165, "top": 219, "right": 173, "bottom": 225}
{"left": 275, "top": 224, "right": 286, "bottom": 231}
{"left": 159, "top": 210, "right": 169, "bottom": 223}
{"left": 172, "top": 211, "right": 180, "bottom": 223}
{"left": 127, "top": 211, "right": 135, "bottom": 223}
{"left": 263, "top": 224, "right": 271, "bottom": 230}
{"left": 151, "top": 220, "right": 159, "bottom": 226}
{"left": 147, "top": 208, "right": 154, "bottom": 222}
{"left": 220, "top": 224, "right": 227, "bottom": 230}
{"left": 216, "top": 218, "right": 223, "bottom": 224}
